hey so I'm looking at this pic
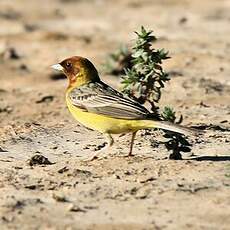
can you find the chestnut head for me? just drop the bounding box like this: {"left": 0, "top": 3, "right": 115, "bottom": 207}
{"left": 52, "top": 56, "right": 99, "bottom": 87}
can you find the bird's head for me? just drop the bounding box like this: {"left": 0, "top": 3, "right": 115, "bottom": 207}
{"left": 51, "top": 56, "right": 100, "bottom": 88}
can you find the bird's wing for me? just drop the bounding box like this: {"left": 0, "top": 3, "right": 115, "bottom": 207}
{"left": 68, "top": 81, "right": 157, "bottom": 120}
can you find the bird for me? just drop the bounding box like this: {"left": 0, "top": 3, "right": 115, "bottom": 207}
{"left": 52, "top": 56, "right": 198, "bottom": 160}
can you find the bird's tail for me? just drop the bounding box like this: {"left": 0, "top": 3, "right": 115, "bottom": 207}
{"left": 147, "top": 120, "right": 200, "bottom": 136}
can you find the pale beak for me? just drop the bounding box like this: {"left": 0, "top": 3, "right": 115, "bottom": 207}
{"left": 51, "top": 63, "right": 64, "bottom": 72}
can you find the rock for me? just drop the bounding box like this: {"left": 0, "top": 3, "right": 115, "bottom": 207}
{"left": 27, "top": 154, "right": 53, "bottom": 166}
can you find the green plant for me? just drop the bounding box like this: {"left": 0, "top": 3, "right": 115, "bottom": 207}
{"left": 160, "top": 107, "right": 188, "bottom": 160}
{"left": 161, "top": 106, "right": 176, "bottom": 122}
{"left": 161, "top": 106, "right": 183, "bottom": 124}
{"left": 121, "top": 26, "right": 170, "bottom": 112}
{"left": 105, "top": 27, "right": 192, "bottom": 159}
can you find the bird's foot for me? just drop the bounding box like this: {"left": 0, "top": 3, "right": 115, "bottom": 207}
{"left": 93, "top": 142, "right": 107, "bottom": 151}
{"left": 81, "top": 149, "right": 110, "bottom": 162}
{"left": 124, "top": 152, "right": 135, "bottom": 158}
{"left": 81, "top": 133, "right": 114, "bottom": 161}
{"left": 82, "top": 142, "right": 109, "bottom": 161}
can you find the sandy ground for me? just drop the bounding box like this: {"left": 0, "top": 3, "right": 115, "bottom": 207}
{"left": 0, "top": 0, "right": 230, "bottom": 229}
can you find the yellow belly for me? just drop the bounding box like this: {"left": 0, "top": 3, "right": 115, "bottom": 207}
{"left": 66, "top": 98, "right": 154, "bottom": 134}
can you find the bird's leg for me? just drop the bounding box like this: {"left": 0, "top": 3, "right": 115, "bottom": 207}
{"left": 105, "top": 133, "right": 114, "bottom": 148}
{"left": 83, "top": 133, "right": 114, "bottom": 161}
{"left": 128, "top": 131, "right": 137, "bottom": 156}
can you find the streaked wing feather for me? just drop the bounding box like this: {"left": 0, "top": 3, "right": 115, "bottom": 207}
{"left": 68, "top": 82, "right": 152, "bottom": 119}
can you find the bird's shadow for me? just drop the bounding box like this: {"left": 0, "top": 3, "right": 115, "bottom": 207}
{"left": 190, "top": 155, "right": 230, "bottom": 162}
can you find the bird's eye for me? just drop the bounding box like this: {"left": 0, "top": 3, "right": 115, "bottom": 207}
{"left": 66, "top": 62, "right": 72, "bottom": 68}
